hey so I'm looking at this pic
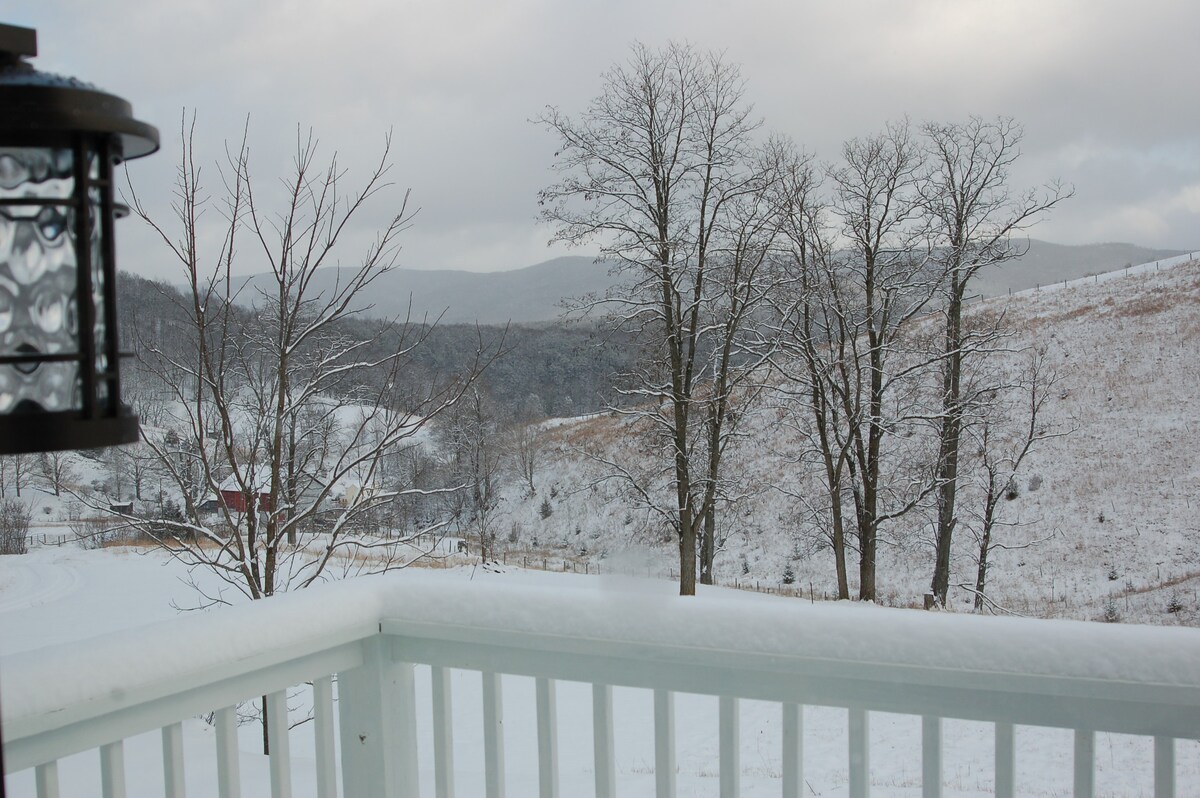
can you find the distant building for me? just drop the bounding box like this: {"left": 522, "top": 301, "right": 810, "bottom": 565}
{"left": 217, "top": 474, "right": 272, "bottom": 514}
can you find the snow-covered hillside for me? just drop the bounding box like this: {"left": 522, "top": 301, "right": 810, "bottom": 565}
{"left": 500, "top": 258, "right": 1200, "bottom": 625}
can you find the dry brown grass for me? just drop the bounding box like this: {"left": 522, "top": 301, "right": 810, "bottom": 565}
{"left": 1114, "top": 291, "right": 1178, "bottom": 318}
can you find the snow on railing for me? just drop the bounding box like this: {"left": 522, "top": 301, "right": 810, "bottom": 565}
{"left": 4, "top": 572, "right": 1200, "bottom": 797}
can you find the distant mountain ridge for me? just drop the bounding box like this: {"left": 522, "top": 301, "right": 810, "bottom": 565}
{"left": 232, "top": 241, "right": 1192, "bottom": 324}
{"left": 237, "top": 255, "right": 613, "bottom": 325}
{"left": 971, "top": 240, "right": 1190, "bottom": 297}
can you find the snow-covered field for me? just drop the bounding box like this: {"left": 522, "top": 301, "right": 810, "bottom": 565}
{"left": 3, "top": 544, "right": 1200, "bottom": 797}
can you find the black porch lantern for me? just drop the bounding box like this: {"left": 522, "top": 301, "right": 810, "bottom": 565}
{"left": 0, "top": 24, "right": 158, "bottom": 454}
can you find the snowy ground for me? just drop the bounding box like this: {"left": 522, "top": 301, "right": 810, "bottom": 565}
{"left": 3, "top": 544, "right": 1199, "bottom": 797}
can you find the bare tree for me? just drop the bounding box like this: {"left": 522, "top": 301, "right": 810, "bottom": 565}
{"left": 436, "top": 385, "right": 505, "bottom": 560}
{"left": 126, "top": 116, "right": 486, "bottom": 609}
{"left": 38, "top": 450, "right": 75, "bottom": 497}
{"left": 921, "top": 117, "right": 1070, "bottom": 606}
{"left": 511, "top": 424, "right": 543, "bottom": 498}
{"left": 820, "top": 121, "right": 942, "bottom": 601}
{"left": 766, "top": 141, "right": 857, "bottom": 598}
{"left": 961, "top": 350, "right": 1066, "bottom": 610}
{"left": 0, "top": 499, "right": 31, "bottom": 555}
{"left": 695, "top": 144, "right": 784, "bottom": 584}
{"left": 538, "top": 41, "right": 765, "bottom": 595}
{"left": 0, "top": 453, "right": 34, "bottom": 498}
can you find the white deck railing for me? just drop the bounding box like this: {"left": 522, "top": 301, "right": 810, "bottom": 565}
{"left": 4, "top": 573, "right": 1200, "bottom": 798}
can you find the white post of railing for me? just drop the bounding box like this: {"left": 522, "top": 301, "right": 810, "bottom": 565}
{"left": 781, "top": 703, "right": 803, "bottom": 798}
{"left": 536, "top": 677, "right": 560, "bottom": 798}
{"left": 100, "top": 740, "right": 126, "bottom": 798}
{"left": 266, "top": 690, "right": 293, "bottom": 798}
{"left": 654, "top": 689, "right": 676, "bottom": 798}
{"left": 994, "top": 722, "right": 1015, "bottom": 798}
{"left": 482, "top": 671, "right": 506, "bottom": 798}
{"left": 848, "top": 708, "right": 869, "bottom": 798}
{"left": 313, "top": 676, "right": 338, "bottom": 798}
{"left": 719, "top": 696, "right": 740, "bottom": 798}
{"left": 431, "top": 666, "right": 456, "bottom": 798}
{"left": 592, "top": 684, "right": 616, "bottom": 798}
{"left": 1154, "top": 736, "right": 1176, "bottom": 798}
{"left": 922, "top": 716, "right": 942, "bottom": 798}
{"left": 35, "top": 762, "right": 59, "bottom": 798}
{"left": 1074, "top": 730, "right": 1095, "bottom": 798}
{"left": 215, "top": 706, "right": 241, "bottom": 798}
{"left": 338, "top": 636, "right": 419, "bottom": 798}
{"left": 163, "top": 722, "right": 187, "bottom": 798}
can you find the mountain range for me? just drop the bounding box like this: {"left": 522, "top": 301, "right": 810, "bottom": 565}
{"left": 233, "top": 240, "right": 1191, "bottom": 325}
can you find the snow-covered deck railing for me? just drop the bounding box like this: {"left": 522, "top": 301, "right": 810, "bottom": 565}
{"left": 5, "top": 573, "right": 1200, "bottom": 798}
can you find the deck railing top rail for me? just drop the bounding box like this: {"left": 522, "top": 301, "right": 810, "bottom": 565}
{"left": 6, "top": 571, "right": 1200, "bottom": 767}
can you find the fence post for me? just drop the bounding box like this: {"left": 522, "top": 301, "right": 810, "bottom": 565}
{"left": 338, "top": 636, "right": 418, "bottom": 798}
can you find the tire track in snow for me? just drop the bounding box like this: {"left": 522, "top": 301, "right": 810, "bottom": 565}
{"left": 0, "top": 554, "right": 82, "bottom": 614}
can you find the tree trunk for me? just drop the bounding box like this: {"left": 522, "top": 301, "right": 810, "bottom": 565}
{"left": 679, "top": 515, "right": 697, "bottom": 596}
{"left": 932, "top": 286, "right": 964, "bottom": 606}
{"left": 975, "top": 486, "right": 999, "bottom": 611}
{"left": 831, "top": 502, "right": 850, "bottom": 600}
{"left": 859, "top": 353, "right": 884, "bottom": 602}
{"left": 974, "top": 531, "right": 991, "bottom": 612}
{"left": 700, "top": 503, "right": 716, "bottom": 586}
{"left": 858, "top": 518, "right": 876, "bottom": 601}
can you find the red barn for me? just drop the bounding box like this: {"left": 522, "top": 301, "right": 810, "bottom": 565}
{"left": 217, "top": 475, "right": 272, "bottom": 514}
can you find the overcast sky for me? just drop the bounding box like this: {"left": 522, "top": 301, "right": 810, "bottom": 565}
{"left": 9, "top": 1, "right": 1199, "bottom": 280}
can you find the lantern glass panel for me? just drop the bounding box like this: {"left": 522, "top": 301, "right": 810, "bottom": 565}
{"left": 88, "top": 182, "right": 108, "bottom": 405}
{"left": 0, "top": 145, "right": 111, "bottom": 415}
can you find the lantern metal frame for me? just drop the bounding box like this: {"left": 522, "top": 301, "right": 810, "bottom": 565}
{"left": 0, "top": 23, "right": 158, "bottom": 453}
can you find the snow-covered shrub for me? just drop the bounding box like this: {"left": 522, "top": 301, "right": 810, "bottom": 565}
{"left": 1103, "top": 597, "right": 1120, "bottom": 623}
{"left": 68, "top": 504, "right": 117, "bottom": 550}
{"left": 0, "top": 499, "right": 30, "bottom": 555}
{"left": 539, "top": 497, "right": 552, "bottom": 519}
{"left": 783, "top": 564, "right": 796, "bottom": 585}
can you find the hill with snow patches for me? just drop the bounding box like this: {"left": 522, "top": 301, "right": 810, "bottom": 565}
{"left": 498, "top": 255, "right": 1200, "bottom": 625}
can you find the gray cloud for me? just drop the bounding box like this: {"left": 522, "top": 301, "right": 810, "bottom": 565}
{"left": 8, "top": 0, "right": 1198, "bottom": 280}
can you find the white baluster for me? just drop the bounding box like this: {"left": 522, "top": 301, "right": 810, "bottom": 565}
{"left": 536, "top": 677, "right": 560, "bottom": 798}
{"left": 100, "top": 740, "right": 126, "bottom": 798}
{"left": 432, "top": 666, "right": 456, "bottom": 798}
{"left": 848, "top": 709, "right": 868, "bottom": 798}
{"left": 592, "top": 684, "right": 616, "bottom": 798}
{"left": 994, "top": 722, "right": 1014, "bottom": 798}
{"left": 1074, "top": 729, "right": 1094, "bottom": 798}
{"left": 313, "top": 677, "right": 337, "bottom": 798}
{"left": 782, "top": 703, "right": 803, "bottom": 798}
{"left": 163, "top": 722, "right": 187, "bottom": 798}
{"left": 1154, "top": 736, "right": 1176, "bottom": 798}
{"left": 654, "top": 689, "right": 676, "bottom": 798}
{"left": 267, "top": 690, "right": 292, "bottom": 798}
{"left": 35, "top": 761, "right": 59, "bottom": 798}
{"left": 922, "top": 716, "right": 941, "bottom": 798}
{"left": 719, "top": 696, "right": 740, "bottom": 798}
{"left": 483, "top": 671, "right": 506, "bottom": 798}
{"left": 215, "top": 706, "right": 241, "bottom": 798}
